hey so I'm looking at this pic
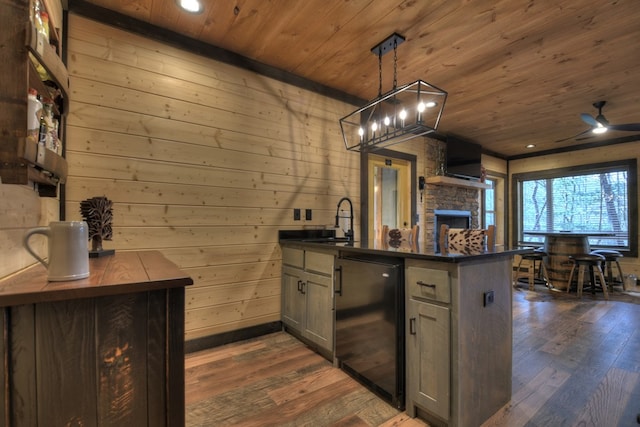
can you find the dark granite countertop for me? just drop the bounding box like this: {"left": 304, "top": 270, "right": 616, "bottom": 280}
{"left": 280, "top": 238, "right": 529, "bottom": 263}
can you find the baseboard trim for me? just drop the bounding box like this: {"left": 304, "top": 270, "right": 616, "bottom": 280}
{"left": 185, "top": 321, "right": 282, "bottom": 353}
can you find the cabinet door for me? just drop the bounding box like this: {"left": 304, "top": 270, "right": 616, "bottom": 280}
{"left": 303, "top": 271, "right": 334, "bottom": 352}
{"left": 282, "top": 266, "right": 305, "bottom": 331}
{"left": 407, "top": 299, "right": 450, "bottom": 421}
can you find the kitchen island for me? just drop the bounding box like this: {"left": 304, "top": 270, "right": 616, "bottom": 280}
{"left": 0, "top": 250, "right": 193, "bottom": 427}
{"left": 280, "top": 235, "right": 526, "bottom": 427}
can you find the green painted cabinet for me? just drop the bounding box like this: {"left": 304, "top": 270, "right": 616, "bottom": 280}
{"left": 281, "top": 246, "right": 335, "bottom": 357}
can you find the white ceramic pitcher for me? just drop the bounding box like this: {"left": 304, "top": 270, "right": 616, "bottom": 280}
{"left": 23, "top": 221, "right": 90, "bottom": 281}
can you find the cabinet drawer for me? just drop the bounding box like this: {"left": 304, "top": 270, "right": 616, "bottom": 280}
{"left": 282, "top": 247, "right": 304, "bottom": 269}
{"left": 305, "top": 251, "right": 334, "bottom": 276}
{"left": 407, "top": 267, "right": 450, "bottom": 303}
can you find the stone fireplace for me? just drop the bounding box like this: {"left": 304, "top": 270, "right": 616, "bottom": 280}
{"left": 433, "top": 210, "right": 472, "bottom": 252}
{"left": 423, "top": 138, "right": 482, "bottom": 252}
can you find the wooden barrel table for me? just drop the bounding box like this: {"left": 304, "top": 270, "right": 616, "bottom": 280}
{"left": 544, "top": 234, "right": 589, "bottom": 290}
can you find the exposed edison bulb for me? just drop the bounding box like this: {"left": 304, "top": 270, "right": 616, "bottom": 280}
{"left": 371, "top": 121, "right": 378, "bottom": 132}
{"left": 178, "top": 0, "right": 203, "bottom": 13}
{"left": 358, "top": 127, "right": 365, "bottom": 137}
{"left": 384, "top": 116, "right": 391, "bottom": 126}
{"left": 399, "top": 109, "right": 407, "bottom": 121}
{"left": 417, "top": 102, "right": 426, "bottom": 113}
{"left": 592, "top": 123, "right": 608, "bottom": 134}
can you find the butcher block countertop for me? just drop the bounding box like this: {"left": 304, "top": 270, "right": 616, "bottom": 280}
{"left": 0, "top": 250, "right": 193, "bottom": 307}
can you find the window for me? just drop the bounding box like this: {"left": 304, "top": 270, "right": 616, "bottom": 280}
{"left": 483, "top": 178, "right": 496, "bottom": 227}
{"left": 513, "top": 160, "right": 637, "bottom": 256}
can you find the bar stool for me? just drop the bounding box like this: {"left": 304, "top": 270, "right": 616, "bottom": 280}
{"left": 590, "top": 249, "right": 625, "bottom": 291}
{"left": 513, "top": 249, "right": 549, "bottom": 290}
{"left": 566, "top": 254, "right": 608, "bottom": 299}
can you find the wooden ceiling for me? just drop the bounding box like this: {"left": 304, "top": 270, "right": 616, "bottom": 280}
{"left": 77, "top": 0, "right": 640, "bottom": 158}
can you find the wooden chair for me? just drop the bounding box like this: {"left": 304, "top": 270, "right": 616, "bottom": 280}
{"left": 439, "top": 224, "right": 495, "bottom": 255}
{"left": 566, "top": 253, "right": 609, "bottom": 299}
{"left": 513, "top": 248, "right": 550, "bottom": 291}
{"left": 590, "top": 249, "right": 626, "bottom": 291}
{"left": 381, "top": 225, "right": 419, "bottom": 251}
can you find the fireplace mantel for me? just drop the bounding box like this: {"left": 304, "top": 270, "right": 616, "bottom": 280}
{"left": 426, "top": 175, "right": 491, "bottom": 190}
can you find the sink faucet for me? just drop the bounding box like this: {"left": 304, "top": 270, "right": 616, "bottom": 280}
{"left": 335, "top": 197, "right": 354, "bottom": 241}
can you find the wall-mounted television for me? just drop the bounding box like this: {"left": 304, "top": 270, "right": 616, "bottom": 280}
{"left": 445, "top": 137, "right": 482, "bottom": 180}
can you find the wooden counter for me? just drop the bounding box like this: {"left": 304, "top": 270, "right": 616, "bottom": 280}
{"left": 0, "top": 251, "right": 193, "bottom": 427}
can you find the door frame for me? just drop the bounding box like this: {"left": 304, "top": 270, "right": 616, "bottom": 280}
{"left": 360, "top": 148, "right": 417, "bottom": 242}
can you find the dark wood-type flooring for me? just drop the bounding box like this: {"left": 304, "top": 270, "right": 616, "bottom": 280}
{"left": 186, "top": 288, "right": 640, "bottom": 426}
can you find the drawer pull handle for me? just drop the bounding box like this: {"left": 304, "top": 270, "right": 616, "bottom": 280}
{"left": 409, "top": 318, "right": 416, "bottom": 335}
{"left": 417, "top": 281, "right": 436, "bottom": 288}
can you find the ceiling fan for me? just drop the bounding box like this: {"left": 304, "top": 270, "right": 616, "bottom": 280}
{"left": 555, "top": 100, "right": 640, "bottom": 142}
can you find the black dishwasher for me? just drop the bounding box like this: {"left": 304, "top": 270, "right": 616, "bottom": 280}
{"left": 335, "top": 255, "right": 404, "bottom": 409}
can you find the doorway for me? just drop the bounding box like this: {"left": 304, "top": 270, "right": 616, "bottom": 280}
{"left": 361, "top": 149, "right": 416, "bottom": 242}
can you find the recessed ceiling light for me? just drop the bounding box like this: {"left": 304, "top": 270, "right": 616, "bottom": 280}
{"left": 177, "top": 0, "right": 203, "bottom": 14}
{"left": 526, "top": 144, "right": 536, "bottom": 149}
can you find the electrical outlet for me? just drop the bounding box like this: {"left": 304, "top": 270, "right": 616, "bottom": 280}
{"left": 305, "top": 209, "right": 312, "bottom": 220}
{"left": 293, "top": 209, "right": 301, "bottom": 220}
{"left": 483, "top": 290, "right": 494, "bottom": 307}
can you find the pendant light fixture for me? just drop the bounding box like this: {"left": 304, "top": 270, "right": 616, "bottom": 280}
{"left": 339, "top": 33, "right": 447, "bottom": 152}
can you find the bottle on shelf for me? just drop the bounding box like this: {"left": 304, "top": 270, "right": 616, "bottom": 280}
{"left": 40, "top": 99, "right": 58, "bottom": 151}
{"left": 27, "top": 88, "right": 43, "bottom": 138}
{"left": 51, "top": 118, "right": 61, "bottom": 154}
{"left": 33, "top": 0, "right": 47, "bottom": 55}
{"left": 40, "top": 11, "right": 50, "bottom": 41}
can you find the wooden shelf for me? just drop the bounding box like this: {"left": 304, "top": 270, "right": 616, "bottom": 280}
{"left": 26, "top": 21, "right": 69, "bottom": 100}
{"left": 426, "top": 175, "right": 491, "bottom": 190}
{"left": 20, "top": 136, "right": 68, "bottom": 182}
{"left": 0, "top": 9, "right": 68, "bottom": 196}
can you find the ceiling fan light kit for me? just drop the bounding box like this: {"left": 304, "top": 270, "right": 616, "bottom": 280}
{"left": 592, "top": 123, "right": 608, "bottom": 134}
{"left": 339, "top": 33, "right": 447, "bottom": 152}
{"left": 556, "top": 100, "right": 640, "bottom": 143}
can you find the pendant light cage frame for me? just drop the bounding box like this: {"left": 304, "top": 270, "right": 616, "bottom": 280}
{"left": 339, "top": 33, "right": 448, "bottom": 152}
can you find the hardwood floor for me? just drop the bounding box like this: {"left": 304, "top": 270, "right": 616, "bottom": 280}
{"left": 184, "top": 332, "right": 423, "bottom": 426}
{"left": 486, "top": 287, "right": 640, "bottom": 427}
{"left": 185, "top": 289, "right": 640, "bottom": 426}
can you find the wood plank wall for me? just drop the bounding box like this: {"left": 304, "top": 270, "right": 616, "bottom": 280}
{"left": 64, "top": 14, "right": 361, "bottom": 341}
{"left": 0, "top": 184, "right": 59, "bottom": 279}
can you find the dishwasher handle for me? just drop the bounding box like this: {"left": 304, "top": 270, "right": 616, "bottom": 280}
{"left": 334, "top": 265, "right": 342, "bottom": 296}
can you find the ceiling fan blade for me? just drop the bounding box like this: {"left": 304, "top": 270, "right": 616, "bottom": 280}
{"left": 581, "top": 113, "right": 598, "bottom": 127}
{"left": 608, "top": 123, "right": 640, "bottom": 132}
{"left": 575, "top": 134, "right": 596, "bottom": 141}
{"left": 555, "top": 128, "right": 593, "bottom": 143}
